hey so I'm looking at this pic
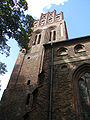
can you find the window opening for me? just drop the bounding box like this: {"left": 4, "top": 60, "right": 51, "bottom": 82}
{"left": 74, "top": 44, "right": 84, "bottom": 53}
{"left": 49, "top": 32, "right": 52, "bottom": 41}
{"left": 53, "top": 31, "right": 56, "bottom": 40}
{"left": 37, "top": 34, "right": 41, "bottom": 44}
{"left": 27, "top": 80, "right": 30, "bottom": 85}
{"left": 26, "top": 94, "right": 30, "bottom": 105}
{"left": 27, "top": 57, "right": 30, "bottom": 59}
{"left": 57, "top": 47, "right": 67, "bottom": 56}
{"left": 78, "top": 72, "right": 90, "bottom": 119}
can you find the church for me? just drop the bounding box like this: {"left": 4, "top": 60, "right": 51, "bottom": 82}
{"left": 0, "top": 10, "right": 90, "bottom": 120}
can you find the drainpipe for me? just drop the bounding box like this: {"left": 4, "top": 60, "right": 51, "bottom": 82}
{"left": 49, "top": 42, "right": 54, "bottom": 120}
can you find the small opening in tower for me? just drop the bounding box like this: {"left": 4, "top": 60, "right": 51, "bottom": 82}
{"left": 49, "top": 32, "right": 52, "bottom": 41}
{"left": 26, "top": 94, "right": 30, "bottom": 105}
{"left": 27, "top": 80, "right": 30, "bottom": 85}
{"left": 37, "top": 34, "right": 41, "bottom": 44}
{"left": 53, "top": 31, "right": 56, "bottom": 40}
{"left": 27, "top": 57, "right": 30, "bottom": 59}
{"left": 23, "top": 112, "right": 29, "bottom": 120}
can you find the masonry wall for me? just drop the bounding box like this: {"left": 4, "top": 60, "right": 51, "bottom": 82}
{"left": 43, "top": 36, "right": 90, "bottom": 120}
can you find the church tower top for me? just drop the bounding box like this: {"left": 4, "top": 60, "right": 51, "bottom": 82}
{"left": 33, "top": 10, "right": 64, "bottom": 29}
{"left": 31, "top": 10, "right": 68, "bottom": 45}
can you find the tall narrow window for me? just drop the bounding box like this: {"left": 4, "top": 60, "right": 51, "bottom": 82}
{"left": 49, "top": 32, "right": 52, "bottom": 41}
{"left": 53, "top": 31, "right": 56, "bottom": 40}
{"left": 73, "top": 64, "right": 90, "bottom": 120}
{"left": 33, "top": 35, "right": 37, "bottom": 45}
{"left": 37, "top": 34, "right": 41, "bottom": 44}
{"left": 78, "top": 73, "right": 90, "bottom": 119}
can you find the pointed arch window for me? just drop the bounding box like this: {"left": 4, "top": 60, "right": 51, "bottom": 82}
{"left": 78, "top": 73, "right": 90, "bottom": 119}
{"left": 73, "top": 64, "right": 90, "bottom": 120}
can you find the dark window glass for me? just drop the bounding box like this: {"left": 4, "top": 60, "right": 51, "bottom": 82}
{"left": 27, "top": 80, "right": 30, "bottom": 85}
{"left": 78, "top": 73, "right": 90, "bottom": 119}
{"left": 49, "top": 32, "right": 52, "bottom": 41}
{"left": 53, "top": 31, "right": 56, "bottom": 40}
{"left": 37, "top": 34, "right": 41, "bottom": 44}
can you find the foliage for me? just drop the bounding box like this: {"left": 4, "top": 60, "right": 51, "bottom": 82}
{"left": 0, "top": 0, "right": 34, "bottom": 74}
{"left": 0, "top": 62, "right": 7, "bottom": 74}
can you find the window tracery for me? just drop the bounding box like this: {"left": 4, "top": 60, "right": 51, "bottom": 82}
{"left": 73, "top": 64, "right": 90, "bottom": 120}
{"left": 78, "top": 72, "right": 90, "bottom": 119}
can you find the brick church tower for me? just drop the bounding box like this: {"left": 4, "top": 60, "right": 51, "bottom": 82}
{"left": 0, "top": 10, "right": 90, "bottom": 120}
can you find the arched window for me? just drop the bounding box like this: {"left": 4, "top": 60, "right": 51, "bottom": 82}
{"left": 79, "top": 74, "right": 90, "bottom": 105}
{"left": 57, "top": 47, "right": 68, "bottom": 56}
{"left": 73, "top": 64, "right": 90, "bottom": 120}
{"left": 78, "top": 73, "right": 90, "bottom": 119}
{"left": 74, "top": 44, "right": 85, "bottom": 53}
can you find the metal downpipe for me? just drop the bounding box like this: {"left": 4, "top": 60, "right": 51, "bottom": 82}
{"left": 49, "top": 42, "right": 54, "bottom": 120}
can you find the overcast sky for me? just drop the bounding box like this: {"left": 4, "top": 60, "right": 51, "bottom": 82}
{"left": 0, "top": 0, "right": 90, "bottom": 99}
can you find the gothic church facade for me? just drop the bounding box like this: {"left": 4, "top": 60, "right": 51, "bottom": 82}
{"left": 0, "top": 10, "right": 90, "bottom": 120}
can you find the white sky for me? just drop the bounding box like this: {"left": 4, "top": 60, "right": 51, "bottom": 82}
{"left": 0, "top": 74, "right": 10, "bottom": 100}
{"left": 25, "top": 0, "right": 68, "bottom": 18}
